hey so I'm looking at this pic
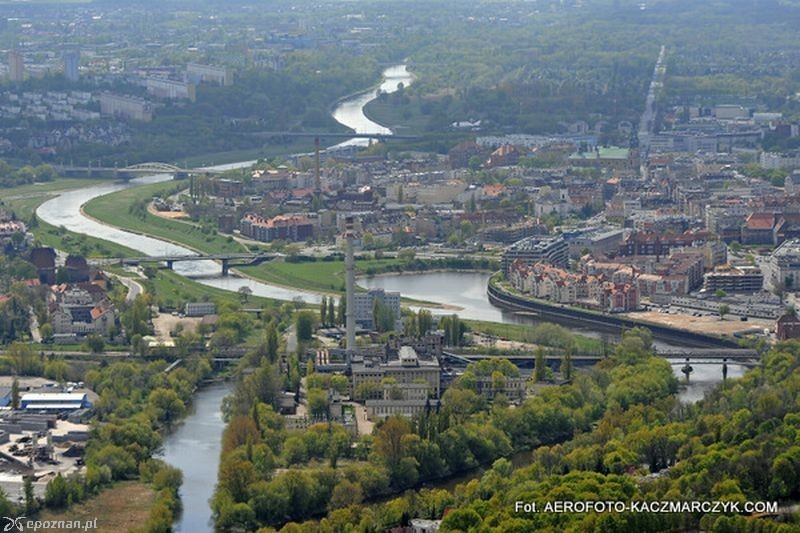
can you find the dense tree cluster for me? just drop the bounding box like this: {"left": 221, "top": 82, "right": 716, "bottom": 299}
{"left": 211, "top": 328, "right": 684, "bottom": 530}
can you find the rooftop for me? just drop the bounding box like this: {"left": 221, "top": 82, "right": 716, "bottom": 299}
{"left": 569, "top": 146, "right": 630, "bottom": 160}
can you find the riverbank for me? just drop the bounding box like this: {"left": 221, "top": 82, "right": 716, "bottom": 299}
{"left": 488, "top": 274, "right": 741, "bottom": 348}
{"left": 82, "top": 181, "right": 246, "bottom": 255}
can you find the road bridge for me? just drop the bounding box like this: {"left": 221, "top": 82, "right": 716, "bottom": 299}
{"left": 112, "top": 252, "right": 279, "bottom": 275}
{"left": 54, "top": 161, "right": 228, "bottom": 179}
{"left": 246, "top": 131, "right": 420, "bottom": 141}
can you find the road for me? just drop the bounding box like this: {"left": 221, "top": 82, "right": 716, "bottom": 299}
{"left": 115, "top": 274, "right": 144, "bottom": 303}
{"left": 638, "top": 44, "right": 666, "bottom": 169}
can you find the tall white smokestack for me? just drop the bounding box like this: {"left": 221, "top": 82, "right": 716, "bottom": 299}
{"left": 345, "top": 217, "right": 356, "bottom": 363}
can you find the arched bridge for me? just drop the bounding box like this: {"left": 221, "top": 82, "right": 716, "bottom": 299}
{"left": 55, "top": 162, "right": 227, "bottom": 178}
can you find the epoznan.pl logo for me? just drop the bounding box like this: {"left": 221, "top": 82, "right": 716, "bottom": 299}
{"left": 3, "top": 517, "right": 25, "bottom": 532}
{"left": 3, "top": 517, "right": 98, "bottom": 531}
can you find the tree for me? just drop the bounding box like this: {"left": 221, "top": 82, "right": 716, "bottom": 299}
{"left": 417, "top": 310, "right": 433, "bottom": 337}
{"left": 10, "top": 378, "right": 19, "bottom": 409}
{"left": 307, "top": 389, "right": 329, "bottom": 418}
{"left": 148, "top": 388, "right": 186, "bottom": 424}
{"left": 719, "top": 303, "right": 730, "bottom": 320}
{"left": 45, "top": 473, "right": 69, "bottom": 508}
{"left": 24, "top": 476, "right": 38, "bottom": 514}
{"left": 84, "top": 334, "right": 105, "bottom": 354}
{"left": 320, "top": 296, "right": 328, "bottom": 327}
{"left": 265, "top": 323, "right": 279, "bottom": 363}
{"left": 238, "top": 286, "right": 252, "bottom": 303}
{"left": 373, "top": 299, "right": 396, "bottom": 333}
{"left": 39, "top": 322, "right": 53, "bottom": 342}
{"left": 535, "top": 347, "right": 547, "bottom": 382}
{"left": 714, "top": 289, "right": 727, "bottom": 299}
{"left": 296, "top": 311, "right": 315, "bottom": 341}
{"left": 327, "top": 297, "right": 335, "bottom": 329}
{"left": 337, "top": 297, "right": 345, "bottom": 326}
{"left": 561, "top": 346, "right": 574, "bottom": 381}
{"left": 374, "top": 416, "right": 412, "bottom": 470}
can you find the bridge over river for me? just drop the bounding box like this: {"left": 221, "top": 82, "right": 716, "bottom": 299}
{"left": 94, "top": 252, "right": 280, "bottom": 275}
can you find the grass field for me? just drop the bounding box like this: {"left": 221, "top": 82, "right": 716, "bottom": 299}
{"left": 83, "top": 182, "right": 246, "bottom": 255}
{"left": 181, "top": 138, "right": 318, "bottom": 168}
{"left": 37, "top": 481, "right": 154, "bottom": 533}
{"left": 147, "top": 269, "right": 280, "bottom": 310}
{"left": 239, "top": 257, "right": 436, "bottom": 294}
{"left": 363, "top": 98, "right": 432, "bottom": 135}
{"left": 464, "top": 319, "right": 605, "bottom": 354}
{"left": 2, "top": 179, "right": 140, "bottom": 257}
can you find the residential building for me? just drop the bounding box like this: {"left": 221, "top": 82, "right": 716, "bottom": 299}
{"left": 62, "top": 50, "right": 79, "bottom": 82}
{"left": 7, "top": 50, "right": 24, "bottom": 82}
{"left": 760, "top": 151, "right": 800, "bottom": 170}
{"left": 704, "top": 266, "right": 764, "bottom": 293}
{"left": 145, "top": 78, "right": 196, "bottom": 101}
{"left": 353, "top": 288, "right": 401, "bottom": 331}
{"left": 49, "top": 285, "right": 116, "bottom": 338}
{"left": 187, "top": 63, "right": 233, "bottom": 86}
{"left": 99, "top": 93, "right": 152, "bottom": 122}
{"left": 502, "top": 235, "right": 569, "bottom": 274}
{"left": 568, "top": 146, "right": 635, "bottom": 171}
{"left": 240, "top": 213, "right": 314, "bottom": 242}
{"left": 766, "top": 239, "right": 800, "bottom": 291}
{"left": 29, "top": 247, "right": 56, "bottom": 284}
{"left": 776, "top": 313, "right": 800, "bottom": 341}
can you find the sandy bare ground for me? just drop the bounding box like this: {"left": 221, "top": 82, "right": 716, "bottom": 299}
{"left": 152, "top": 313, "right": 201, "bottom": 342}
{"left": 625, "top": 311, "right": 772, "bottom": 336}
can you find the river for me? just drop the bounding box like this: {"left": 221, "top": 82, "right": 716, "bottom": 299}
{"left": 34, "top": 64, "right": 413, "bottom": 532}
{"left": 33, "top": 61, "right": 741, "bottom": 528}
{"left": 360, "top": 271, "right": 747, "bottom": 402}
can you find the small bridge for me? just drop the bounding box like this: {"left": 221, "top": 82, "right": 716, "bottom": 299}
{"left": 114, "top": 252, "right": 279, "bottom": 275}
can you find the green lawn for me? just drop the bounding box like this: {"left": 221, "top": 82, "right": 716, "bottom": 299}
{"left": 181, "top": 138, "right": 317, "bottom": 168}
{"left": 146, "top": 269, "right": 280, "bottom": 310}
{"left": 463, "top": 319, "right": 604, "bottom": 355}
{"left": 239, "top": 257, "right": 419, "bottom": 294}
{"left": 83, "top": 181, "right": 246, "bottom": 254}
{"left": 2, "top": 179, "right": 140, "bottom": 258}
{"left": 363, "top": 98, "right": 433, "bottom": 135}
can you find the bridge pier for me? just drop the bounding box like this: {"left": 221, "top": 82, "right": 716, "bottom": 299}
{"left": 166, "top": 260, "right": 174, "bottom": 271}
{"left": 221, "top": 259, "right": 230, "bottom": 276}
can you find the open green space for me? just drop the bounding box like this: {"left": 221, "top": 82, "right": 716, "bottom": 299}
{"left": 146, "top": 269, "right": 278, "bottom": 310}
{"left": 363, "top": 96, "right": 432, "bottom": 135}
{"left": 463, "top": 319, "right": 604, "bottom": 355}
{"left": 37, "top": 481, "right": 154, "bottom": 533}
{"left": 239, "top": 257, "right": 416, "bottom": 294}
{"left": 2, "top": 179, "right": 140, "bottom": 258}
{"left": 181, "top": 138, "right": 317, "bottom": 168}
{"left": 82, "top": 181, "right": 246, "bottom": 255}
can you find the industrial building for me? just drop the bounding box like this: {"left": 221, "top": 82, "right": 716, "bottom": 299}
{"left": 20, "top": 393, "right": 91, "bottom": 412}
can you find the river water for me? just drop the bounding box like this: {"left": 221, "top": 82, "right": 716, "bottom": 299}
{"left": 159, "top": 382, "right": 231, "bottom": 532}
{"left": 360, "top": 271, "right": 747, "bottom": 401}
{"left": 33, "top": 64, "right": 413, "bottom": 532}
{"left": 33, "top": 62, "right": 741, "bottom": 529}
